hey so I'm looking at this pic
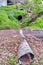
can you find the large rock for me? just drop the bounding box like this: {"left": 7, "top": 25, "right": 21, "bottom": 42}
{"left": 0, "top": 0, "right": 7, "bottom": 6}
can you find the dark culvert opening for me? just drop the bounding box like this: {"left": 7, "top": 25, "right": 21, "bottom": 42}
{"left": 20, "top": 9, "right": 24, "bottom": 10}
{"left": 17, "top": 16, "right": 22, "bottom": 21}
{"left": 7, "top": 0, "right": 13, "bottom": 5}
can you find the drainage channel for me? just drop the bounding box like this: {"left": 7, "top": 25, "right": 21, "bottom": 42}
{"left": 18, "top": 29, "right": 34, "bottom": 65}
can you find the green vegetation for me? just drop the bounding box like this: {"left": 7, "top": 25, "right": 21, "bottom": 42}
{"left": 8, "top": 57, "right": 16, "bottom": 65}
{"left": 30, "top": 59, "right": 43, "bottom": 65}
{"left": 30, "top": 60, "right": 37, "bottom": 65}
{"left": 0, "top": 5, "right": 16, "bottom": 10}
{"left": 21, "top": 0, "right": 43, "bottom": 29}
{"left": 0, "top": 0, "right": 43, "bottom": 29}
{"left": 22, "top": 18, "right": 31, "bottom": 26}
{"left": 29, "top": 16, "right": 43, "bottom": 30}
{"left": 0, "top": 5, "right": 26, "bottom": 29}
{"left": 0, "top": 10, "right": 20, "bottom": 29}
{"left": 0, "top": 61, "right": 5, "bottom": 65}
{"left": 39, "top": 59, "right": 43, "bottom": 64}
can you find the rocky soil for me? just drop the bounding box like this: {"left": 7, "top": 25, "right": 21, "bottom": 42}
{"left": 0, "top": 29, "right": 43, "bottom": 65}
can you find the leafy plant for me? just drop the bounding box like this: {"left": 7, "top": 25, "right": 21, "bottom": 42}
{"left": 8, "top": 57, "right": 16, "bottom": 65}
{"left": 22, "top": 18, "right": 31, "bottom": 26}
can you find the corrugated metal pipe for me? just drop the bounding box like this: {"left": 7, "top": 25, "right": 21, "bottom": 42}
{"left": 18, "top": 30, "right": 34, "bottom": 65}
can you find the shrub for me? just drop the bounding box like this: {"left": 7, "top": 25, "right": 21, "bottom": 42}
{"left": 13, "top": 10, "right": 26, "bottom": 18}
{"left": 0, "top": 10, "right": 20, "bottom": 29}
{"left": 17, "top": 3, "right": 24, "bottom": 10}
{"left": 29, "top": 16, "right": 43, "bottom": 29}
{"left": 22, "top": 18, "right": 31, "bottom": 26}
{"left": 0, "top": 5, "right": 26, "bottom": 18}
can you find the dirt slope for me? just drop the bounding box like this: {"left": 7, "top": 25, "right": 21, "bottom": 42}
{"left": 0, "top": 30, "right": 43, "bottom": 65}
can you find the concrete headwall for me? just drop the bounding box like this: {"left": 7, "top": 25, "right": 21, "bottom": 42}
{"left": 0, "top": 0, "right": 7, "bottom": 6}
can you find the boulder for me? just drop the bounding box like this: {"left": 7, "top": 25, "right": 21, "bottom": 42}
{"left": 0, "top": 0, "right": 7, "bottom": 6}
